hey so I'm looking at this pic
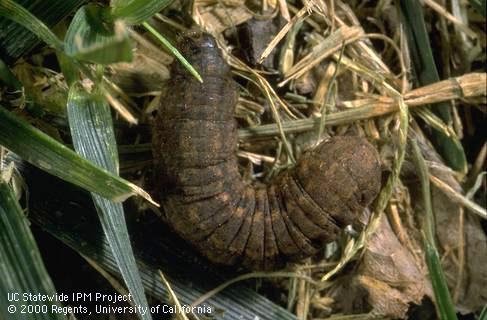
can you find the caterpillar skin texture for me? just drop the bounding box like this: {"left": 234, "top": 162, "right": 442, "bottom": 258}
{"left": 152, "top": 33, "right": 382, "bottom": 270}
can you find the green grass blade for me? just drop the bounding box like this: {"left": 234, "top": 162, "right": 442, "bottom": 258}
{"left": 56, "top": 52, "right": 79, "bottom": 88}
{"left": 0, "top": 0, "right": 83, "bottom": 63}
{"left": 469, "top": 0, "right": 486, "bottom": 17}
{"left": 64, "top": 4, "right": 133, "bottom": 64}
{"left": 0, "top": 174, "right": 65, "bottom": 320}
{"left": 400, "top": 0, "right": 467, "bottom": 173}
{"left": 424, "top": 244, "right": 459, "bottom": 320}
{"left": 411, "top": 139, "right": 458, "bottom": 320}
{"left": 111, "top": 0, "right": 173, "bottom": 25}
{"left": 142, "top": 21, "right": 203, "bottom": 83}
{"left": 0, "top": 57, "right": 22, "bottom": 90}
{"left": 0, "top": 106, "right": 155, "bottom": 204}
{"left": 66, "top": 84, "right": 152, "bottom": 320}
{"left": 479, "top": 305, "right": 487, "bottom": 320}
{"left": 67, "top": 85, "right": 120, "bottom": 173}
{"left": 0, "top": 0, "right": 64, "bottom": 52}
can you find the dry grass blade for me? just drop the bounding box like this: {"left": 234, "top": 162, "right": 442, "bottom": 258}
{"left": 278, "top": 0, "right": 291, "bottom": 21}
{"left": 238, "top": 73, "right": 486, "bottom": 140}
{"left": 279, "top": 26, "right": 363, "bottom": 86}
{"left": 82, "top": 255, "right": 136, "bottom": 308}
{"left": 414, "top": 108, "right": 457, "bottom": 138}
{"left": 158, "top": 271, "right": 191, "bottom": 320}
{"left": 423, "top": 0, "right": 477, "bottom": 39}
{"left": 105, "top": 92, "right": 138, "bottom": 124}
{"left": 466, "top": 143, "right": 486, "bottom": 189}
{"left": 227, "top": 49, "right": 299, "bottom": 120}
{"left": 303, "top": 29, "right": 406, "bottom": 94}
{"left": 404, "top": 73, "right": 487, "bottom": 105}
{"left": 258, "top": 6, "right": 309, "bottom": 64}
{"left": 314, "top": 313, "right": 381, "bottom": 320}
{"left": 466, "top": 172, "right": 486, "bottom": 200}
{"left": 237, "top": 150, "right": 275, "bottom": 164}
{"left": 190, "top": 272, "right": 320, "bottom": 308}
{"left": 429, "top": 175, "right": 487, "bottom": 219}
{"left": 316, "top": 42, "right": 344, "bottom": 141}
{"left": 220, "top": 47, "right": 300, "bottom": 161}
{"left": 335, "top": 2, "right": 393, "bottom": 75}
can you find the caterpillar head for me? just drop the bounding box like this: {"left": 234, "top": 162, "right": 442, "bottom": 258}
{"left": 175, "top": 29, "right": 228, "bottom": 77}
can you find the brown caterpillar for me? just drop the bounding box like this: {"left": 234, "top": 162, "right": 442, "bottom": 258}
{"left": 152, "top": 32, "right": 382, "bottom": 270}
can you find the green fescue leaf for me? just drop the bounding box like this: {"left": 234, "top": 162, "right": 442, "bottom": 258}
{"left": 400, "top": 0, "right": 467, "bottom": 174}
{"left": 479, "top": 305, "right": 487, "bottom": 320}
{"left": 0, "top": 58, "right": 22, "bottom": 90}
{"left": 0, "top": 0, "right": 64, "bottom": 52}
{"left": 411, "top": 139, "right": 458, "bottom": 320}
{"left": 0, "top": 105, "right": 156, "bottom": 204}
{"left": 67, "top": 85, "right": 120, "bottom": 173}
{"left": 65, "top": 4, "right": 133, "bottom": 64}
{"left": 0, "top": 174, "right": 65, "bottom": 320}
{"left": 469, "top": 0, "right": 486, "bottom": 17}
{"left": 66, "top": 84, "right": 152, "bottom": 320}
{"left": 111, "top": 0, "right": 173, "bottom": 25}
{"left": 424, "top": 245, "right": 458, "bottom": 320}
{"left": 56, "top": 52, "right": 79, "bottom": 88}
{"left": 142, "top": 21, "right": 202, "bottom": 83}
{"left": 0, "top": 0, "right": 83, "bottom": 63}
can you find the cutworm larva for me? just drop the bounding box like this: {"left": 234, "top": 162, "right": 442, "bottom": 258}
{"left": 152, "top": 32, "right": 381, "bottom": 270}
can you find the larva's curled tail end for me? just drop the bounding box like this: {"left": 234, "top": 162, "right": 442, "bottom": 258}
{"left": 295, "top": 136, "right": 382, "bottom": 228}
